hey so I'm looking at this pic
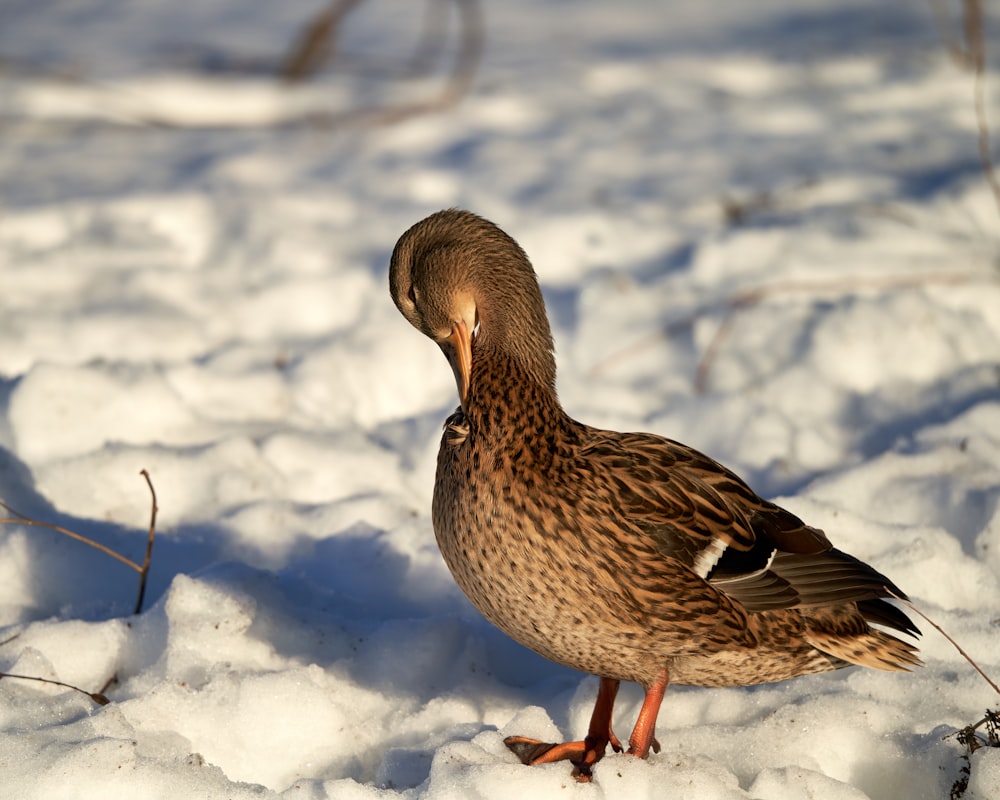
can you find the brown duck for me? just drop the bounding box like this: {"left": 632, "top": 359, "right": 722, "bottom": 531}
{"left": 389, "top": 209, "right": 920, "bottom": 779}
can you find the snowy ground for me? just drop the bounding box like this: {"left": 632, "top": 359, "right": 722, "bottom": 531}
{"left": 1, "top": 1, "right": 1000, "bottom": 798}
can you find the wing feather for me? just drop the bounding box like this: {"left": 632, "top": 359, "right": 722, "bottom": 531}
{"left": 579, "top": 428, "right": 917, "bottom": 637}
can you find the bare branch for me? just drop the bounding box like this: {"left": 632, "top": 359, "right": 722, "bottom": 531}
{"left": 282, "top": 0, "right": 364, "bottom": 82}
{"left": 964, "top": 0, "right": 1000, "bottom": 216}
{"left": 931, "top": 0, "right": 1000, "bottom": 216}
{"left": 0, "top": 671, "right": 110, "bottom": 705}
{"left": 0, "top": 502, "right": 142, "bottom": 573}
{"left": 133, "top": 470, "right": 159, "bottom": 615}
{"left": 886, "top": 588, "right": 1000, "bottom": 696}
{"left": 0, "top": 0, "right": 484, "bottom": 131}
{"left": 1, "top": 469, "right": 160, "bottom": 615}
{"left": 279, "top": 0, "right": 484, "bottom": 129}
{"left": 588, "top": 270, "right": 994, "bottom": 391}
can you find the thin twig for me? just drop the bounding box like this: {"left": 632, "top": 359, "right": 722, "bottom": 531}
{"left": 133, "top": 469, "right": 159, "bottom": 615}
{"left": 97, "top": 673, "right": 118, "bottom": 696}
{"left": 0, "top": 671, "right": 110, "bottom": 705}
{"left": 930, "top": 0, "right": 973, "bottom": 68}
{"left": 282, "top": 0, "right": 364, "bottom": 82}
{"left": 0, "top": 503, "right": 142, "bottom": 573}
{"left": 959, "top": 710, "right": 1000, "bottom": 746}
{"left": 407, "top": 0, "right": 452, "bottom": 74}
{"left": 588, "top": 271, "right": 992, "bottom": 391}
{"left": 886, "top": 588, "right": 1000, "bottom": 696}
{"left": 0, "top": 0, "right": 483, "bottom": 131}
{"left": 930, "top": 0, "right": 1000, "bottom": 215}
{"left": 964, "top": 0, "right": 1000, "bottom": 216}
{"left": 1, "top": 470, "right": 160, "bottom": 614}
{"left": 694, "top": 271, "right": 990, "bottom": 393}
{"left": 280, "top": 0, "right": 484, "bottom": 129}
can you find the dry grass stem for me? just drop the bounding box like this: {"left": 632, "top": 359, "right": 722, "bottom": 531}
{"left": 589, "top": 271, "right": 992, "bottom": 391}
{"left": 932, "top": 0, "right": 1000, "bottom": 215}
{"left": 289, "top": 0, "right": 484, "bottom": 129}
{"left": 134, "top": 469, "right": 159, "bottom": 615}
{"left": 0, "top": 671, "right": 110, "bottom": 705}
{"left": 0, "top": 503, "right": 143, "bottom": 573}
{"left": 0, "top": 470, "right": 160, "bottom": 615}
{"left": 885, "top": 588, "right": 999, "bottom": 695}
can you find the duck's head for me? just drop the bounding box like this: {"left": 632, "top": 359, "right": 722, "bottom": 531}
{"left": 389, "top": 209, "right": 555, "bottom": 412}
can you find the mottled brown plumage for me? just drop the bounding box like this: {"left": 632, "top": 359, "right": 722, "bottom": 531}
{"left": 389, "top": 209, "right": 920, "bottom": 779}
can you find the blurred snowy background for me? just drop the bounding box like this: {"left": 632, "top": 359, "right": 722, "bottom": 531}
{"left": 1, "top": 1, "right": 999, "bottom": 798}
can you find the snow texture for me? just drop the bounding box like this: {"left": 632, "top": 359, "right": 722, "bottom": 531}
{"left": 1, "top": 1, "right": 999, "bottom": 798}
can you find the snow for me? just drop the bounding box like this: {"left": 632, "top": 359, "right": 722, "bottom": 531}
{"left": 1, "top": 1, "right": 999, "bottom": 798}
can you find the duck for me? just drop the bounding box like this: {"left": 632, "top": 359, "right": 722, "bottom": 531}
{"left": 388, "top": 208, "right": 920, "bottom": 780}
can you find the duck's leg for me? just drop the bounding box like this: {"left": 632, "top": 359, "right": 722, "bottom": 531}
{"left": 504, "top": 676, "right": 622, "bottom": 778}
{"left": 625, "top": 667, "right": 669, "bottom": 758}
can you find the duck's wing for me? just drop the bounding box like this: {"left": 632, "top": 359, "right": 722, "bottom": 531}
{"left": 579, "top": 429, "right": 918, "bottom": 637}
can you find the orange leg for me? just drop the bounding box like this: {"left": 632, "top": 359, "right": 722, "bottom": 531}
{"left": 504, "top": 676, "right": 622, "bottom": 780}
{"left": 626, "top": 667, "right": 669, "bottom": 758}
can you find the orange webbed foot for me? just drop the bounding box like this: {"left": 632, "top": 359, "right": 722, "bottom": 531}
{"left": 504, "top": 676, "right": 627, "bottom": 780}
{"left": 503, "top": 734, "right": 615, "bottom": 781}
{"left": 504, "top": 735, "right": 586, "bottom": 765}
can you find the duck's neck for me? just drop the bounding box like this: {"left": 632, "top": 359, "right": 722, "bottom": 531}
{"left": 464, "top": 334, "right": 565, "bottom": 438}
{"left": 460, "top": 261, "right": 563, "bottom": 434}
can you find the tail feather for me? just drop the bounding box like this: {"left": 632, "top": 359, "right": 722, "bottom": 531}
{"left": 808, "top": 627, "right": 923, "bottom": 672}
{"left": 804, "top": 600, "right": 922, "bottom": 672}
{"left": 857, "top": 597, "right": 921, "bottom": 637}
